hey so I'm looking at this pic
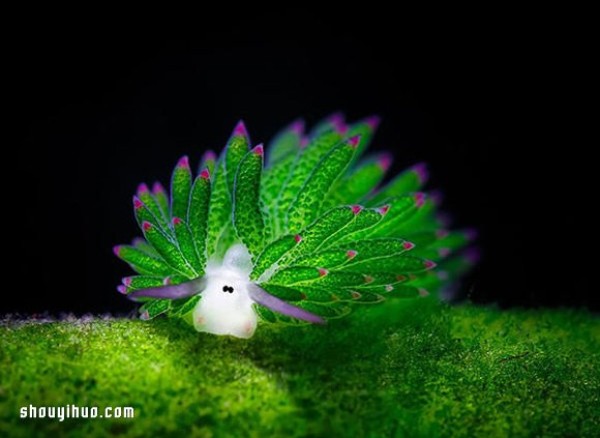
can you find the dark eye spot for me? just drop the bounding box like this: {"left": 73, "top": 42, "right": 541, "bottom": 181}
{"left": 222, "top": 285, "right": 234, "bottom": 293}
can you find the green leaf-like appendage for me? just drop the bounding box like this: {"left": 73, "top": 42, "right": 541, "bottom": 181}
{"left": 114, "top": 114, "right": 476, "bottom": 328}
{"left": 233, "top": 145, "right": 266, "bottom": 258}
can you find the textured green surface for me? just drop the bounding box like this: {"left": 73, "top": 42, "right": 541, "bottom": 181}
{"left": 114, "top": 245, "right": 172, "bottom": 277}
{"left": 187, "top": 174, "right": 211, "bottom": 271}
{"left": 251, "top": 234, "right": 300, "bottom": 281}
{"left": 275, "top": 129, "right": 343, "bottom": 234}
{"left": 172, "top": 218, "right": 201, "bottom": 273}
{"left": 287, "top": 138, "right": 356, "bottom": 233}
{"left": 205, "top": 157, "right": 232, "bottom": 258}
{"left": 1, "top": 303, "right": 598, "bottom": 437}
{"left": 233, "top": 146, "right": 266, "bottom": 258}
{"left": 170, "top": 157, "right": 193, "bottom": 221}
{"left": 325, "top": 153, "right": 388, "bottom": 210}
{"left": 141, "top": 222, "right": 195, "bottom": 278}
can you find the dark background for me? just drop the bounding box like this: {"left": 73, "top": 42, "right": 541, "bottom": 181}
{"left": 6, "top": 25, "right": 594, "bottom": 314}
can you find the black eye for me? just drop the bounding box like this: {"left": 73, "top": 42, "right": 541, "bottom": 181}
{"left": 222, "top": 285, "right": 234, "bottom": 293}
{"left": 222, "top": 286, "right": 228, "bottom": 292}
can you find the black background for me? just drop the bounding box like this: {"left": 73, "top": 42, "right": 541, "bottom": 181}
{"left": 6, "top": 22, "right": 595, "bottom": 314}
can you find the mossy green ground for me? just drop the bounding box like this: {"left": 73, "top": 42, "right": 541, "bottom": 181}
{"left": 1, "top": 300, "right": 599, "bottom": 437}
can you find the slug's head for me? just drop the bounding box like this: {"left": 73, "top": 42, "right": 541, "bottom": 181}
{"left": 192, "top": 246, "right": 257, "bottom": 338}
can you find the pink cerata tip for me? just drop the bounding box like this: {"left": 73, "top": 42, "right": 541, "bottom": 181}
{"left": 348, "top": 135, "right": 361, "bottom": 148}
{"left": 200, "top": 168, "right": 210, "bottom": 179}
{"left": 133, "top": 197, "right": 143, "bottom": 209}
{"left": 378, "top": 153, "right": 393, "bottom": 172}
{"left": 203, "top": 150, "right": 217, "bottom": 161}
{"left": 436, "top": 229, "right": 449, "bottom": 239}
{"left": 403, "top": 241, "right": 415, "bottom": 250}
{"left": 172, "top": 217, "right": 182, "bottom": 225}
{"left": 123, "top": 277, "right": 132, "bottom": 286}
{"left": 464, "top": 228, "right": 478, "bottom": 241}
{"left": 465, "top": 247, "right": 481, "bottom": 264}
{"left": 290, "top": 119, "right": 305, "bottom": 135}
{"left": 351, "top": 205, "right": 363, "bottom": 215}
{"left": 365, "top": 115, "right": 381, "bottom": 130}
{"left": 438, "top": 247, "right": 451, "bottom": 257}
{"left": 318, "top": 268, "right": 329, "bottom": 277}
{"left": 377, "top": 205, "right": 390, "bottom": 215}
{"left": 177, "top": 156, "right": 190, "bottom": 168}
{"left": 327, "top": 112, "right": 345, "bottom": 125}
{"left": 429, "top": 190, "right": 443, "bottom": 206}
{"left": 117, "top": 285, "right": 127, "bottom": 294}
{"left": 411, "top": 162, "right": 428, "bottom": 184}
{"left": 415, "top": 192, "right": 426, "bottom": 208}
{"left": 233, "top": 120, "right": 247, "bottom": 136}
{"left": 137, "top": 183, "right": 149, "bottom": 194}
{"left": 424, "top": 260, "right": 437, "bottom": 269}
{"left": 112, "top": 245, "right": 122, "bottom": 256}
{"left": 253, "top": 144, "right": 264, "bottom": 156}
{"left": 152, "top": 182, "right": 165, "bottom": 194}
{"left": 332, "top": 118, "right": 348, "bottom": 135}
{"left": 294, "top": 234, "right": 303, "bottom": 243}
{"left": 142, "top": 221, "right": 152, "bottom": 231}
{"left": 346, "top": 250, "right": 358, "bottom": 259}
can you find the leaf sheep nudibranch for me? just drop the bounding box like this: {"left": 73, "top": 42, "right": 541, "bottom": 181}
{"left": 114, "top": 115, "right": 477, "bottom": 338}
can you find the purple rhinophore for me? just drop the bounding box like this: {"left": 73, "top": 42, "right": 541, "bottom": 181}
{"left": 247, "top": 283, "right": 325, "bottom": 325}
{"left": 128, "top": 277, "right": 206, "bottom": 301}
